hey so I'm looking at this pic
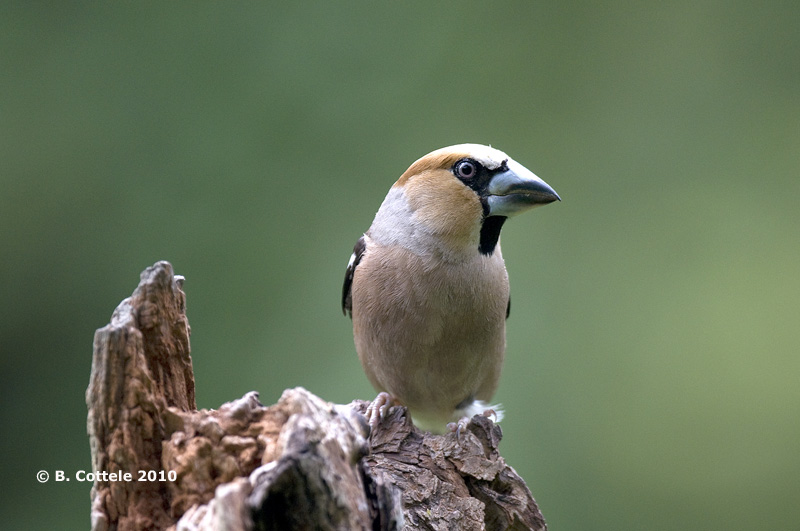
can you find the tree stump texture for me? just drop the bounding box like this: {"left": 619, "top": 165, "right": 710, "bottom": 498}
{"left": 86, "top": 261, "right": 547, "bottom": 530}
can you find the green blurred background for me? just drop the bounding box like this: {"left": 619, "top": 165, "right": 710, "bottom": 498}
{"left": 2, "top": 2, "right": 798, "bottom": 529}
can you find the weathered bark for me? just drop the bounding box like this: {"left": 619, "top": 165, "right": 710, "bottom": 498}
{"left": 87, "top": 261, "right": 546, "bottom": 530}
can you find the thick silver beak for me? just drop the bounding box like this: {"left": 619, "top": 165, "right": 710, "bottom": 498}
{"left": 486, "top": 158, "right": 560, "bottom": 217}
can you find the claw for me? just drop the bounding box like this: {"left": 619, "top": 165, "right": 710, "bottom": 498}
{"left": 447, "top": 416, "right": 471, "bottom": 440}
{"left": 365, "top": 392, "right": 395, "bottom": 431}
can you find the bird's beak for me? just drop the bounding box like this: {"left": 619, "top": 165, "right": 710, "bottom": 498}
{"left": 486, "top": 159, "right": 560, "bottom": 217}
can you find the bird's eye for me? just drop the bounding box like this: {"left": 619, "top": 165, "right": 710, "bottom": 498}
{"left": 454, "top": 160, "right": 478, "bottom": 179}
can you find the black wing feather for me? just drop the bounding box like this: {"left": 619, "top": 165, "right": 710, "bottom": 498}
{"left": 342, "top": 236, "right": 366, "bottom": 317}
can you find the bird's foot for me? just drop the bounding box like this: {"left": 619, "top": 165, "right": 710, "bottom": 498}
{"left": 446, "top": 416, "right": 470, "bottom": 437}
{"left": 447, "top": 403, "right": 504, "bottom": 439}
{"left": 481, "top": 408, "right": 501, "bottom": 423}
{"left": 365, "top": 392, "right": 396, "bottom": 431}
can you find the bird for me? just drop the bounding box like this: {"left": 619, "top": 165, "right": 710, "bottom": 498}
{"left": 342, "top": 144, "right": 559, "bottom": 433}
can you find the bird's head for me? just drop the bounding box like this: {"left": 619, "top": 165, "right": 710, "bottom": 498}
{"left": 375, "top": 144, "right": 560, "bottom": 256}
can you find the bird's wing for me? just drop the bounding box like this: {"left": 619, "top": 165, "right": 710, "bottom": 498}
{"left": 342, "top": 235, "right": 366, "bottom": 317}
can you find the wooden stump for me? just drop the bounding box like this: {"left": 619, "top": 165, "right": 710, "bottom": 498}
{"left": 86, "top": 261, "right": 547, "bottom": 530}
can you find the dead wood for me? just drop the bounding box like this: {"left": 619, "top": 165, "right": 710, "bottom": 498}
{"left": 87, "top": 261, "right": 546, "bottom": 530}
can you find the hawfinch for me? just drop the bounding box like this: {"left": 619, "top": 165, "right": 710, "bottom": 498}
{"left": 342, "top": 144, "right": 559, "bottom": 433}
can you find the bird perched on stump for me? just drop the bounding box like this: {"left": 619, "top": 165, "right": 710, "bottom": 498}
{"left": 342, "top": 144, "right": 559, "bottom": 433}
